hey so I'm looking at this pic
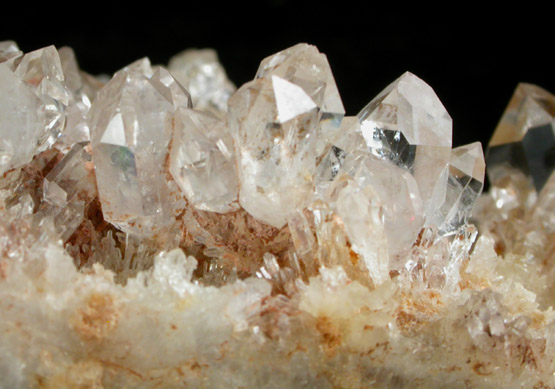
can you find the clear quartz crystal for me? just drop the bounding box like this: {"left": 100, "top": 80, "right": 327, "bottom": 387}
{"left": 228, "top": 43, "right": 345, "bottom": 228}
{"left": 486, "top": 83, "right": 555, "bottom": 192}
{"left": 14, "top": 46, "right": 70, "bottom": 152}
{"left": 0, "top": 40, "right": 22, "bottom": 69}
{"left": 39, "top": 142, "right": 97, "bottom": 241}
{"left": 88, "top": 58, "right": 191, "bottom": 236}
{"left": 169, "top": 107, "right": 239, "bottom": 213}
{"left": 431, "top": 142, "right": 485, "bottom": 235}
{"left": 56, "top": 46, "right": 96, "bottom": 149}
{"left": 0, "top": 62, "right": 44, "bottom": 173}
{"left": 0, "top": 44, "right": 72, "bottom": 174}
{"left": 168, "top": 48, "right": 235, "bottom": 117}
{"left": 357, "top": 72, "right": 452, "bottom": 221}
{"left": 2, "top": 43, "right": 555, "bottom": 388}
{"left": 343, "top": 152, "right": 425, "bottom": 265}
{"left": 327, "top": 174, "right": 391, "bottom": 285}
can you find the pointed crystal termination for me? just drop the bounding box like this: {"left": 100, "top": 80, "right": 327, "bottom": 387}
{"left": 228, "top": 44, "right": 345, "bottom": 228}
{"left": 0, "top": 61, "right": 43, "bottom": 174}
{"left": 88, "top": 58, "right": 192, "bottom": 236}
{"left": 169, "top": 108, "right": 239, "bottom": 213}
{"left": 342, "top": 152, "right": 425, "bottom": 267}
{"left": 327, "top": 174, "right": 390, "bottom": 285}
{"left": 14, "top": 45, "right": 70, "bottom": 152}
{"left": 39, "top": 142, "right": 97, "bottom": 242}
{"left": 0, "top": 40, "right": 22, "bottom": 69}
{"left": 168, "top": 49, "right": 236, "bottom": 118}
{"left": 256, "top": 43, "right": 345, "bottom": 152}
{"left": 430, "top": 142, "right": 485, "bottom": 236}
{"left": 486, "top": 83, "right": 555, "bottom": 192}
{"left": 357, "top": 72, "right": 452, "bottom": 221}
{"left": 56, "top": 46, "right": 101, "bottom": 150}
{"left": 0, "top": 43, "right": 71, "bottom": 174}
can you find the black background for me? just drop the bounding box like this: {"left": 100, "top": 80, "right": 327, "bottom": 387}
{"left": 1, "top": 1, "right": 553, "bottom": 150}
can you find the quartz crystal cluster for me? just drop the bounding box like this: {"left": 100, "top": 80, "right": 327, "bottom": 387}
{"left": 0, "top": 41, "right": 553, "bottom": 388}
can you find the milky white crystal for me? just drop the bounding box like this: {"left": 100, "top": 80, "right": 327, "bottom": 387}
{"left": 40, "top": 142, "right": 97, "bottom": 242}
{"left": 88, "top": 58, "right": 191, "bottom": 235}
{"left": 169, "top": 107, "right": 239, "bottom": 213}
{"left": 168, "top": 48, "right": 235, "bottom": 117}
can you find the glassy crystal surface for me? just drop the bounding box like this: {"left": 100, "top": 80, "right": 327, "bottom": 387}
{"left": 228, "top": 43, "right": 345, "bottom": 228}
{"left": 39, "top": 142, "right": 97, "bottom": 241}
{"left": 343, "top": 152, "right": 425, "bottom": 266}
{"left": 168, "top": 49, "right": 235, "bottom": 117}
{"left": 56, "top": 46, "right": 98, "bottom": 149}
{"left": 486, "top": 83, "right": 555, "bottom": 192}
{"left": 0, "top": 40, "right": 22, "bottom": 69}
{"left": 430, "top": 142, "right": 485, "bottom": 235}
{"left": 14, "top": 46, "right": 70, "bottom": 152}
{"left": 0, "top": 62, "right": 44, "bottom": 174}
{"left": 357, "top": 72, "right": 452, "bottom": 220}
{"left": 329, "top": 175, "right": 390, "bottom": 285}
{"left": 88, "top": 58, "right": 191, "bottom": 235}
{"left": 169, "top": 107, "right": 239, "bottom": 213}
{"left": 1, "top": 43, "right": 554, "bottom": 389}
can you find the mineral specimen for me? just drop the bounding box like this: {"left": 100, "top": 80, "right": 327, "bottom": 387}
{"left": 88, "top": 58, "right": 191, "bottom": 236}
{"left": 0, "top": 41, "right": 553, "bottom": 388}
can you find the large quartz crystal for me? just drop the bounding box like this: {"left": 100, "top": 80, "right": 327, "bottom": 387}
{"left": 228, "top": 43, "right": 345, "bottom": 228}
{"left": 1, "top": 44, "right": 70, "bottom": 174}
{"left": 0, "top": 42, "right": 553, "bottom": 388}
{"left": 88, "top": 58, "right": 191, "bottom": 235}
{"left": 357, "top": 72, "right": 452, "bottom": 221}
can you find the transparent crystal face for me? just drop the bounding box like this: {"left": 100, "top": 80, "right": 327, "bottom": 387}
{"left": 487, "top": 83, "right": 555, "bottom": 192}
{"left": 168, "top": 48, "right": 235, "bottom": 117}
{"left": 88, "top": 58, "right": 191, "bottom": 236}
{"left": 0, "top": 63, "right": 43, "bottom": 174}
{"left": 15, "top": 46, "right": 70, "bottom": 152}
{"left": 40, "top": 142, "right": 97, "bottom": 241}
{"left": 169, "top": 108, "right": 239, "bottom": 213}
{"left": 357, "top": 72, "right": 452, "bottom": 221}
{"left": 1, "top": 42, "right": 555, "bottom": 388}
{"left": 228, "top": 44, "right": 345, "bottom": 228}
{"left": 0, "top": 44, "right": 73, "bottom": 174}
{"left": 430, "top": 142, "right": 485, "bottom": 235}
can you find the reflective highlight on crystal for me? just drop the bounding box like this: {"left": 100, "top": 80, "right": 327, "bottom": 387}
{"left": 88, "top": 58, "right": 191, "bottom": 236}
{"left": 486, "top": 83, "right": 555, "bottom": 192}
{"left": 228, "top": 43, "right": 345, "bottom": 228}
{"left": 169, "top": 108, "right": 239, "bottom": 213}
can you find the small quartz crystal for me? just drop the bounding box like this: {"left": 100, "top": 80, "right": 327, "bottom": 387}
{"left": 228, "top": 43, "right": 345, "bottom": 228}
{"left": 168, "top": 48, "right": 235, "bottom": 117}
{"left": 486, "top": 83, "right": 555, "bottom": 192}
{"left": 169, "top": 107, "right": 239, "bottom": 213}
{"left": 430, "top": 142, "right": 485, "bottom": 235}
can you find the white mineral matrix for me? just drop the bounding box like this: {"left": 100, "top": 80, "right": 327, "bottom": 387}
{"left": 1, "top": 41, "right": 554, "bottom": 388}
